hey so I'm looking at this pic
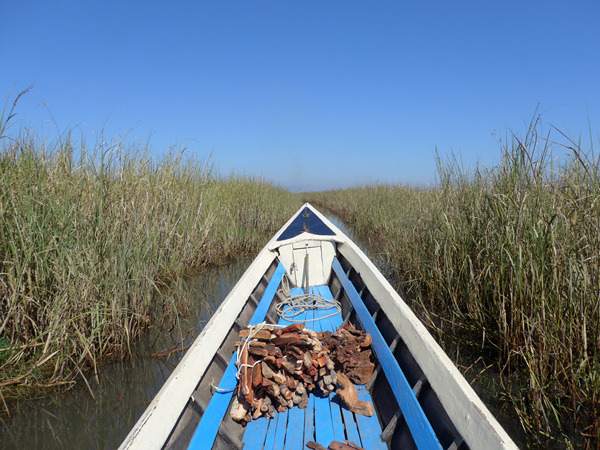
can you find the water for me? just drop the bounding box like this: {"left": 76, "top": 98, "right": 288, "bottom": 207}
{"left": 0, "top": 259, "right": 251, "bottom": 449}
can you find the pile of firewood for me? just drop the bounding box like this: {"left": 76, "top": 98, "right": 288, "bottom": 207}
{"left": 230, "top": 322, "right": 374, "bottom": 424}
{"left": 319, "top": 322, "right": 375, "bottom": 385}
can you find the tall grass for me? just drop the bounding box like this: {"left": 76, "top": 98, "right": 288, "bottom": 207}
{"left": 0, "top": 119, "right": 300, "bottom": 406}
{"left": 306, "top": 118, "right": 600, "bottom": 445}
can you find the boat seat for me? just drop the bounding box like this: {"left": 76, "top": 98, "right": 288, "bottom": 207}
{"left": 187, "top": 263, "right": 287, "bottom": 449}
{"left": 331, "top": 258, "right": 442, "bottom": 449}
{"left": 242, "top": 285, "right": 386, "bottom": 450}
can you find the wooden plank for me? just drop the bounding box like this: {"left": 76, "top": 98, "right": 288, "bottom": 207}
{"left": 304, "top": 394, "right": 316, "bottom": 446}
{"left": 354, "top": 387, "right": 387, "bottom": 450}
{"left": 332, "top": 258, "right": 442, "bottom": 450}
{"left": 242, "top": 416, "right": 269, "bottom": 449}
{"left": 262, "top": 414, "right": 279, "bottom": 450}
{"left": 188, "top": 263, "right": 287, "bottom": 450}
{"left": 272, "top": 409, "right": 289, "bottom": 449}
{"left": 318, "top": 283, "right": 378, "bottom": 449}
{"left": 314, "top": 286, "right": 346, "bottom": 444}
{"left": 310, "top": 292, "right": 337, "bottom": 448}
{"left": 334, "top": 395, "right": 362, "bottom": 446}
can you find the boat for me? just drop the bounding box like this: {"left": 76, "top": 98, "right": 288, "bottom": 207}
{"left": 120, "top": 203, "right": 516, "bottom": 449}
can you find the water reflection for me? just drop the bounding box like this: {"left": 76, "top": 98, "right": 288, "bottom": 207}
{"left": 0, "top": 259, "right": 250, "bottom": 449}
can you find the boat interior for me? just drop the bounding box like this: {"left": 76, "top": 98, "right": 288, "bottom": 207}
{"left": 162, "top": 207, "right": 469, "bottom": 449}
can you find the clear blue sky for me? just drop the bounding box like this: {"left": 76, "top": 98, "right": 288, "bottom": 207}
{"left": 3, "top": 1, "right": 599, "bottom": 191}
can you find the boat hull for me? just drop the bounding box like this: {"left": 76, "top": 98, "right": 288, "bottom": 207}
{"left": 120, "top": 204, "right": 516, "bottom": 449}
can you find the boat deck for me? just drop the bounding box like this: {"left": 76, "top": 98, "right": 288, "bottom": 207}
{"left": 241, "top": 285, "right": 386, "bottom": 450}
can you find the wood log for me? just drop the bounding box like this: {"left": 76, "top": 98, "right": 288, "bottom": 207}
{"left": 252, "top": 398, "right": 263, "bottom": 419}
{"left": 238, "top": 329, "right": 272, "bottom": 340}
{"left": 252, "top": 362, "right": 263, "bottom": 387}
{"left": 275, "top": 394, "right": 288, "bottom": 406}
{"left": 272, "top": 370, "right": 286, "bottom": 385}
{"left": 266, "top": 383, "right": 280, "bottom": 398}
{"left": 298, "top": 391, "right": 309, "bottom": 409}
{"left": 283, "top": 345, "right": 304, "bottom": 360}
{"left": 303, "top": 352, "right": 313, "bottom": 369}
{"left": 279, "top": 323, "right": 305, "bottom": 334}
{"left": 317, "top": 354, "right": 328, "bottom": 367}
{"left": 287, "top": 376, "right": 298, "bottom": 390}
{"left": 281, "top": 360, "right": 296, "bottom": 375}
{"left": 329, "top": 440, "right": 366, "bottom": 450}
{"left": 271, "top": 333, "right": 301, "bottom": 346}
{"left": 305, "top": 329, "right": 318, "bottom": 339}
{"left": 230, "top": 398, "right": 249, "bottom": 422}
{"left": 261, "top": 361, "right": 274, "bottom": 379}
{"left": 264, "top": 344, "right": 280, "bottom": 356}
{"left": 279, "top": 385, "right": 289, "bottom": 398}
{"left": 335, "top": 372, "right": 374, "bottom": 417}
{"left": 248, "top": 347, "right": 269, "bottom": 358}
{"left": 240, "top": 347, "right": 254, "bottom": 405}
{"left": 264, "top": 355, "right": 278, "bottom": 366}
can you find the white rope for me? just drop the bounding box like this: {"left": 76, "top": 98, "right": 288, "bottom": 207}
{"left": 211, "top": 322, "right": 282, "bottom": 393}
{"left": 275, "top": 277, "right": 341, "bottom": 323}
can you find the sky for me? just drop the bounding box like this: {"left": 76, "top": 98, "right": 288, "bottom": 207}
{"left": 2, "top": 1, "right": 599, "bottom": 191}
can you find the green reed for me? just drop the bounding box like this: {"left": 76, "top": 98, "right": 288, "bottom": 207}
{"left": 306, "top": 117, "right": 600, "bottom": 445}
{"left": 0, "top": 125, "right": 300, "bottom": 406}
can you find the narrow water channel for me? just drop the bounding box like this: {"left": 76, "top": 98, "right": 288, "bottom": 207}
{"left": 0, "top": 258, "right": 251, "bottom": 449}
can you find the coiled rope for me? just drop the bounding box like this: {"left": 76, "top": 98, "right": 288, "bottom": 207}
{"left": 275, "top": 276, "right": 341, "bottom": 323}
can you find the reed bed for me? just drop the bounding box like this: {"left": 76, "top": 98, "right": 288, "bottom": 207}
{"left": 0, "top": 124, "right": 300, "bottom": 407}
{"left": 306, "top": 118, "right": 600, "bottom": 445}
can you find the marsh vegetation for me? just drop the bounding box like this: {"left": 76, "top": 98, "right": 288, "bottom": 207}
{"left": 305, "top": 117, "right": 600, "bottom": 445}
{"left": 0, "top": 99, "right": 301, "bottom": 408}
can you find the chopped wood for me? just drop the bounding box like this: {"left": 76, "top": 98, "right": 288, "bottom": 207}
{"left": 329, "top": 440, "right": 366, "bottom": 450}
{"left": 271, "top": 333, "right": 301, "bottom": 345}
{"left": 261, "top": 361, "right": 274, "bottom": 379}
{"left": 335, "top": 372, "right": 374, "bottom": 417}
{"left": 230, "top": 398, "right": 248, "bottom": 422}
{"left": 238, "top": 329, "right": 271, "bottom": 340}
{"left": 279, "top": 322, "right": 305, "bottom": 334}
{"left": 252, "top": 362, "right": 262, "bottom": 387}
{"left": 272, "top": 370, "right": 286, "bottom": 385}
{"left": 248, "top": 347, "right": 269, "bottom": 358}
{"left": 281, "top": 360, "right": 296, "bottom": 375}
{"left": 231, "top": 322, "right": 375, "bottom": 424}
